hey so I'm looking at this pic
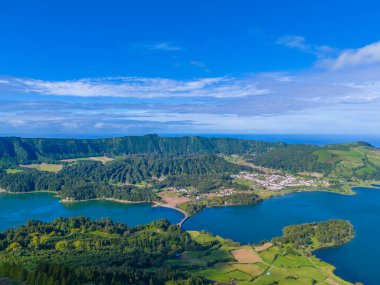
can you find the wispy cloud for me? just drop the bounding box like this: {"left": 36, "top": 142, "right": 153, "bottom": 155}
{"left": 277, "top": 35, "right": 337, "bottom": 58}
{"left": 190, "top": 60, "right": 211, "bottom": 73}
{"left": 149, "top": 42, "right": 182, "bottom": 51}
{"left": 129, "top": 41, "right": 182, "bottom": 54}
{"left": 190, "top": 60, "right": 206, "bottom": 67}
{"left": 1, "top": 41, "right": 380, "bottom": 135}
{"left": 3, "top": 76, "right": 269, "bottom": 99}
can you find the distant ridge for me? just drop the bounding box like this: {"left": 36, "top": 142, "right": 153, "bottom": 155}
{"left": 0, "top": 134, "right": 284, "bottom": 165}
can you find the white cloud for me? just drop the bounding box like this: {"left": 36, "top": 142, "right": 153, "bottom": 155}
{"left": 277, "top": 36, "right": 310, "bottom": 51}
{"left": 328, "top": 41, "right": 380, "bottom": 70}
{"left": 190, "top": 60, "right": 206, "bottom": 67}
{"left": 149, "top": 42, "right": 181, "bottom": 51}
{"left": 94, "top": 122, "right": 105, "bottom": 128}
{"left": 2, "top": 39, "right": 380, "bottom": 135}
{"left": 6, "top": 76, "right": 269, "bottom": 99}
{"left": 277, "top": 35, "right": 336, "bottom": 58}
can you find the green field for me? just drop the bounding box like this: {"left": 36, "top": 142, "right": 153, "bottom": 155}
{"left": 4, "top": 169, "right": 23, "bottom": 174}
{"left": 168, "top": 223, "right": 353, "bottom": 285}
{"left": 20, "top": 163, "right": 63, "bottom": 172}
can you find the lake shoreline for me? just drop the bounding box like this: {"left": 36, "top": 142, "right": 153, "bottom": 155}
{"left": 60, "top": 197, "right": 189, "bottom": 226}
{"left": 60, "top": 197, "right": 149, "bottom": 205}
{"left": 1, "top": 187, "right": 378, "bottom": 284}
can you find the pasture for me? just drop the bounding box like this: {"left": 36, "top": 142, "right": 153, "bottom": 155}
{"left": 172, "top": 231, "right": 353, "bottom": 285}
{"left": 20, "top": 163, "right": 63, "bottom": 172}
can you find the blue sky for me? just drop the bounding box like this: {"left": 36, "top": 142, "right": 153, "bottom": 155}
{"left": 1, "top": 0, "right": 380, "bottom": 136}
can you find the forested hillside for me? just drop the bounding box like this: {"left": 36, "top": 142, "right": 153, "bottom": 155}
{"left": 0, "top": 218, "right": 354, "bottom": 285}
{"left": 60, "top": 154, "right": 248, "bottom": 184}
{"left": 250, "top": 142, "right": 380, "bottom": 181}
{"left": 0, "top": 154, "right": 249, "bottom": 202}
{"left": 0, "top": 218, "right": 204, "bottom": 285}
{"left": 1, "top": 135, "right": 378, "bottom": 182}
{"left": 0, "top": 135, "right": 281, "bottom": 166}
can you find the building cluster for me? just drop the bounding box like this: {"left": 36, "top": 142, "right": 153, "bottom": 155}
{"left": 166, "top": 186, "right": 236, "bottom": 199}
{"left": 166, "top": 187, "right": 192, "bottom": 196}
{"left": 234, "top": 172, "right": 327, "bottom": 191}
{"left": 217, "top": 188, "right": 235, "bottom": 197}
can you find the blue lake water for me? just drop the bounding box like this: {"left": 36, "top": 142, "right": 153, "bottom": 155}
{"left": 0, "top": 193, "right": 183, "bottom": 231}
{"left": 1, "top": 188, "right": 380, "bottom": 284}
{"left": 184, "top": 187, "right": 380, "bottom": 285}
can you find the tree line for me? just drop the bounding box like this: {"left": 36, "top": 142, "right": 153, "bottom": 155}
{"left": 273, "top": 219, "right": 354, "bottom": 251}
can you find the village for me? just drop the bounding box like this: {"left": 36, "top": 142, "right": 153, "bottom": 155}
{"left": 165, "top": 186, "right": 236, "bottom": 199}
{"left": 158, "top": 169, "right": 331, "bottom": 211}
{"left": 233, "top": 171, "right": 329, "bottom": 191}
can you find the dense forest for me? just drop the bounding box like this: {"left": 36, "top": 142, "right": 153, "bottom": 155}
{"left": 273, "top": 219, "right": 354, "bottom": 251}
{"left": 158, "top": 173, "right": 250, "bottom": 193}
{"left": 1, "top": 135, "right": 379, "bottom": 181}
{"left": 0, "top": 218, "right": 206, "bottom": 285}
{"left": 249, "top": 145, "right": 334, "bottom": 174}
{"left": 0, "top": 218, "right": 355, "bottom": 285}
{"left": 60, "top": 154, "right": 249, "bottom": 184}
{"left": 0, "top": 135, "right": 282, "bottom": 166}
{"left": 0, "top": 155, "right": 249, "bottom": 202}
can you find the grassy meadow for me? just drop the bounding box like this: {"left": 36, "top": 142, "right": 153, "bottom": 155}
{"left": 162, "top": 229, "right": 353, "bottom": 285}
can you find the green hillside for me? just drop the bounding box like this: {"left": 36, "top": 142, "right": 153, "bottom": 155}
{"left": 0, "top": 154, "right": 250, "bottom": 204}
{"left": 0, "top": 218, "right": 354, "bottom": 285}
{"left": 249, "top": 142, "right": 380, "bottom": 181}
{"left": 0, "top": 135, "right": 282, "bottom": 166}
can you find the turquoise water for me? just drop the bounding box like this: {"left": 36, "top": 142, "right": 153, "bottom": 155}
{"left": 0, "top": 192, "right": 183, "bottom": 231}
{"left": 184, "top": 187, "right": 380, "bottom": 285}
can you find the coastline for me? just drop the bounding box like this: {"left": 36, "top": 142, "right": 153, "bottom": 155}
{"left": 60, "top": 197, "right": 190, "bottom": 226}
{"left": 0, "top": 190, "right": 57, "bottom": 195}
{"left": 60, "top": 197, "right": 149, "bottom": 205}
{"left": 257, "top": 186, "right": 356, "bottom": 200}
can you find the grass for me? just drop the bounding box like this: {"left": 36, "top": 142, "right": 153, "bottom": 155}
{"left": 61, "top": 156, "right": 114, "bottom": 164}
{"left": 163, "top": 231, "right": 354, "bottom": 285}
{"left": 90, "top": 230, "right": 119, "bottom": 238}
{"left": 314, "top": 150, "right": 334, "bottom": 163}
{"left": 278, "top": 278, "right": 314, "bottom": 285}
{"left": 232, "top": 263, "right": 267, "bottom": 277}
{"left": 187, "top": 230, "right": 224, "bottom": 244}
{"left": 258, "top": 247, "right": 279, "bottom": 264}
{"left": 287, "top": 267, "right": 326, "bottom": 282}
{"left": 5, "top": 168, "right": 23, "bottom": 174}
{"left": 202, "top": 249, "right": 234, "bottom": 263}
{"left": 252, "top": 267, "right": 290, "bottom": 284}
{"left": 20, "top": 163, "right": 63, "bottom": 172}
{"left": 195, "top": 268, "right": 233, "bottom": 282}
{"left": 225, "top": 270, "right": 252, "bottom": 281}
{"left": 273, "top": 254, "right": 314, "bottom": 268}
